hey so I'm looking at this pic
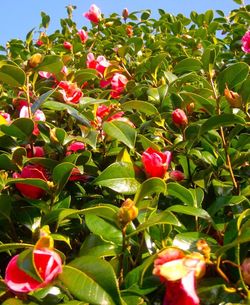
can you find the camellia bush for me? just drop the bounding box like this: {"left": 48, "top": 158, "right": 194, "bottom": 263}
{"left": 0, "top": 1, "right": 249, "bottom": 304}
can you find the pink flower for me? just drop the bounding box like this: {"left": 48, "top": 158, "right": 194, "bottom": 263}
{"left": 5, "top": 248, "right": 62, "bottom": 293}
{"left": 0, "top": 111, "right": 11, "bottom": 123}
{"left": 172, "top": 109, "right": 188, "bottom": 127}
{"left": 38, "top": 71, "right": 55, "bottom": 79}
{"left": 66, "top": 141, "right": 85, "bottom": 155}
{"left": 241, "top": 31, "right": 250, "bottom": 53}
{"left": 58, "top": 81, "right": 83, "bottom": 104}
{"left": 142, "top": 147, "right": 171, "bottom": 179}
{"left": 153, "top": 248, "right": 205, "bottom": 305}
{"left": 63, "top": 41, "right": 72, "bottom": 50}
{"left": 84, "top": 4, "right": 102, "bottom": 24}
{"left": 19, "top": 106, "right": 46, "bottom": 136}
{"left": 13, "top": 164, "right": 48, "bottom": 199}
{"left": 26, "top": 146, "right": 45, "bottom": 158}
{"left": 86, "top": 53, "right": 110, "bottom": 77}
{"left": 78, "top": 29, "right": 88, "bottom": 43}
{"left": 36, "top": 39, "right": 43, "bottom": 46}
{"left": 169, "top": 170, "right": 185, "bottom": 181}
{"left": 110, "top": 73, "right": 128, "bottom": 99}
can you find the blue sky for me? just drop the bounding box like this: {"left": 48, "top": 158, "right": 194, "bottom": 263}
{"left": 0, "top": 0, "right": 245, "bottom": 46}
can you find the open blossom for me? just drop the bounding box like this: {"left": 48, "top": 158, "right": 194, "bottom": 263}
{"left": 153, "top": 247, "right": 205, "bottom": 305}
{"left": 66, "top": 141, "right": 85, "bottom": 155}
{"left": 142, "top": 147, "right": 171, "bottom": 179}
{"left": 19, "top": 106, "right": 46, "bottom": 136}
{"left": 241, "top": 31, "right": 250, "bottom": 53}
{"left": 84, "top": 4, "right": 102, "bottom": 24}
{"left": 58, "top": 81, "right": 83, "bottom": 104}
{"left": 26, "top": 146, "right": 45, "bottom": 158}
{"left": 110, "top": 73, "right": 128, "bottom": 98}
{"left": 78, "top": 29, "right": 88, "bottom": 43}
{"left": 5, "top": 248, "right": 62, "bottom": 293}
{"left": 13, "top": 164, "right": 48, "bottom": 199}
{"left": 86, "top": 53, "right": 110, "bottom": 77}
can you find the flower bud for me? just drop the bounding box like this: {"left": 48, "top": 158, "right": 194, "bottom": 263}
{"left": 169, "top": 170, "right": 185, "bottom": 181}
{"left": 118, "top": 198, "right": 138, "bottom": 227}
{"left": 172, "top": 109, "right": 188, "bottom": 127}
{"left": 224, "top": 86, "right": 242, "bottom": 108}
{"left": 126, "top": 25, "right": 133, "bottom": 37}
{"left": 63, "top": 41, "right": 72, "bottom": 50}
{"left": 242, "top": 258, "right": 250, "bottom": 285}
{"left": 28, "top": 53, "right": 43, "bottom": 68}
{"left": 122, "top": 8, "right": 129, "bottom": 20}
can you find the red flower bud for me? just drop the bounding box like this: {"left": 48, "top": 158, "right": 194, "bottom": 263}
{"left": 13, "top": 164, "right": 48, "bottom": 199}
{"left": 142, "top": 147, "right": 171, "bottom": 178}
{"left": 169, "top": 170, "right": 185, "bottom": 181}
{"left": 122, "top": 8, "right": 129, "bottom": 20}
{"left": 5, "top": 248, "right": 62, "bottom": 293}
{"left": 172, "top": 109, "right": 188, "bottom": 127}
{"left": 63, "top": 41, "right": 72, "bottom": 50}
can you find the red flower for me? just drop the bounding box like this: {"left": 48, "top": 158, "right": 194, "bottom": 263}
{"left": 5, "top": 248, "right": 62, "bottom": 293}
{"left": 242, "top": 31, "right": 250, "bottom": 53}
{"left": 13, "top": 164, "right": 48, "bottom": 199}
{"left": 172, "top": 109, "right": 188, "bottom": 127}
{"left": 142, "top": 147, "right": 171, "bottom": 178}
{"left": 78, "top": 29, "right": 88, "bottom": 43}
{"left": 83, "top": 4, "right": 102, "bottom": 24}
{"left": 26, "top": 146, "right": 45, "bottom": 158}
{"left": 153, "top": 247, "right": 205, "bottom": 305}
{"left": 169, "top": 170, "right": 185, "bottom": 181}
{"left": 110, "top": 73, "right": 128, "bottom": 99}
{"left": 63, "top": 41, "right": 72, "bottom": 50}
{"left": 86, "top": 53, "right": 110, "bottom": 77}
{"left": 58, "top": 81, "right": 83, "bottom": 104}
{"left": 66, "top": 141, "right": 85, "bottom": 155}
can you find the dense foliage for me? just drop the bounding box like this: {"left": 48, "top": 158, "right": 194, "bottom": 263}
{"left": 0, "top": 1, "right": 249, "bottom": 304}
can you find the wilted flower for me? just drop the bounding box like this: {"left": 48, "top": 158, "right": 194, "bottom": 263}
{"left": 126, "top": 25, "right": 133, "bottom": 37}
{"left": 78, "top": 29, "right": 88, "bottom": 43}
{"left": 172, "top": 108, "right": 188, "bottom": 127}
{"left": 58, "top": 81, "right": 83, "bottom": 104}
{"left": 13, "top": 164, "right": 48, "bottom": 199}
{"left": 153, "top": 247, "right": 205, "bottom": 305}
{"left": 241, "top": 31, "right": 250, "bottom": 53}
{"left": 5, "top": 248, "right": 62, "bottom": 293}
{"left": 142, "top": 147, "right": 171, "bottom": 179}
{"left": 28, "top": 53, "right": 43, "bottom": 68}
{"left": 224, "top": 86, "right": 242, "bottom": 108}
{"left": 118, "top": 198, "right": 138, "bottom": 227}
{"left": 83, "top": 4, "right": 102, "bottom": 24}
{"left": 241, "top": 258, "right": 250, "bottom": 285}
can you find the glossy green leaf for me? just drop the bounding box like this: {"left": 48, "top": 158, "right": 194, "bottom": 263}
{"left": 180, "top": 91, "right": 214, "bottom": 114}
{"left": 74, "top": 69, "right": 98, "bottom": 85}
{"left": 94, "top": 162, "right": 140, "bottom": 194}
{"left": 36, "top": 55, "right": 63, "bottom": 74}
{"left": 167, "top": 205, "right": 212, "bottom": 221}
{"left": 69, "top": 255, "right": 123, "bottom": 305}
{"left": 217, "top": 62, "right": 249, "bottom": 94}
{"left": 59, "top": 265, "right": 116, "bottom": 305}
{"left": 134, "top": 178, "right": 166, "bottom": 205}
{"left": 31, "top": 89, "right": 56, "bottom": 113}
{"left": 174, "top": 58, "right": 202, "bottom": 74}
{"left": 0, "top": 61, "right": 25, "bottom": 87}
{"left": 7, "top": 177, "right": 50, "bottom": 192}
{"left": 0, "top": 118, "right": 34, "bottom": 139}
{"left": 121, "top": 100, "right": 158, "bottom": 116}
{"left": 199, "top": 114, "right": 245, "bottom": 135}
{"left": 103, "top": 121, "right": 137, "bottom": 149}
{"left": 127, "top": 210, "right": 181, "bottom": 237}
{"left": 2, "top": 300, "right": 39, "bottom": 305}
{"left": 52, "top": 162, "right": 75, "bottom": 194}
{"left": 167, "top": 182, "right": 195, "bottom": 206}
{"left": 0, "top": 243, "right": 33, "bottom": 253}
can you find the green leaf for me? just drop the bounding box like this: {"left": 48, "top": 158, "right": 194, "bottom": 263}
{"left": 31, "top": 89, "right": 56, "bottom": 113}
{"left": 0, "top": 243, "right": 33, "bottom": 253}
{"left": 52, "top": 162, "right": 75, "bottom": 195}
{"left": 199, "top": 114, "right": 245, "bottom": 135}
{"left": 127, "top": 210, "right": 180, "bottom": 237}
{"left": 167, "top": 205, "right": 212, "bottom": 221}
{"left": 2, "top": 299, "right": 39, "bottom": 305}
{"left": 167, "top": 182, "right": 195, "bottom": 206}
{"left": 103, "top": 121, "right": 137, "bottom": 149}
{"left": 94, "top": 162, "right": 140, "bottom": 195}
{"left": 0, "top": 61, "right": 25, "bottom": 87}
{"left": 85, "top": 214, "right": 122, "bottom": 245}
{"left": 174, "top": 58, "right": 202, "bottom": 74}
{"left": 69, "top": 256, "right": 123, "bottom": 305}
{"left": 59, "top": 265, "right": 116, "bottom": 305}
{"left": 7, "top": 177, "right": 50, "bottom": 192}
{"left": 122, "top": 100, "right": 158, "bottom": 116}
{"left": 17, "top": 249, "right": 42, "bottom": 282}
{"left": 134, "top": 178, "right": 166, "bottom": 205}
{"left": 0, "top": 194, "right": 12, "bottom": 221}
{"left": 180, "top": 91, "right": 214, "bottom": 114}
{"left": 217, "top": 62, "right": 249, "bottom": 94}
{"left": 74, "top": 69, "right": 98, "bottom": 85}
{"left": 36, "top": 55, "right": 63, "bottom": 74}
{"left": 0, "top": 118, "right": 34, "bottom": 139}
